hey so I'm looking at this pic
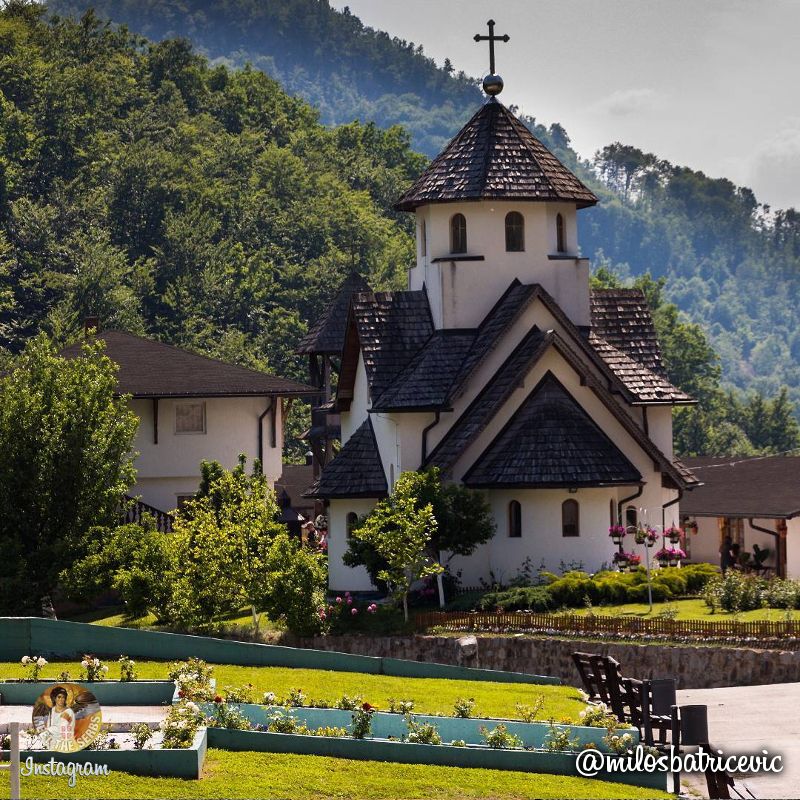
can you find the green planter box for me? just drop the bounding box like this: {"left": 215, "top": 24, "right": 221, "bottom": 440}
{"left": 15, "top": 727, "right": 207, "bottom": 779}
{"left": 0, "top": 680, "right": 175, "bottom": 706}
{"left": 207, "top": 728, "right": 666, "bottom": 791}
{"left": 203, "top": 703, "right": 638, "bottom": 752}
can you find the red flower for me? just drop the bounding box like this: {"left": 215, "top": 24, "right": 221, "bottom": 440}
{"left": 361, "top": 702, "right": 374, "bottom": 712}
{"left": 214, "top": 695, "right": 223, "bottom": 704}
{"left": 177, "top": 690, "right": 185, "bottom": 698}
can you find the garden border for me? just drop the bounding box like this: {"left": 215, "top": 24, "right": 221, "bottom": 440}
{"left": 0, "top": 680, "right": 175, "bottom": 706}
{"left": 206, "top": 728, "right": 667, "bottom": 791}
{"left": 0, "top": 618, "right": 559, "bottom": 685}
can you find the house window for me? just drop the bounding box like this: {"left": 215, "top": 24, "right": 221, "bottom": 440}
{"left": 626, "top": 506, "right": 638, "bottom": 530}
{"left": 556, "top": 213, "right": 566, "bottom": 253}
{"left": 420, "top": 219, "right": 427, "bottom": 257}
{"left": 562, "top": 499, "right": 579, "bottom": 537}
{"left": 175, "top": 402, "right": 205, "bottom": 434}
{"left": 346, "top": 512, "right": 359, "bottom": 539}
{"left": 450, "top": 213, "right": 467, "bottom": 254}
{"left": 508, "top": 500, "right": 522, "bottom": 538}
{"left": 609, "top": 499, "right": 616, "bottom": 526}
{"left": 505, "top": 211, "right": 524, "bottom": 251}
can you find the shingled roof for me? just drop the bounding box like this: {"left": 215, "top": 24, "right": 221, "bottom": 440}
{"left": 425, "top": 327, "right": 551, "bottom": 474}
{"left": 590, "top": 289, "right": 664, "bottom": 375}
{"left": 464, "top": 373, "right": 642, "bottom": 488}
{"left": 589, "top": 333, "right": 693, "bottom": 405}
{"left": 296, "top": 272, "right": 370, "bottom": 355}
{"left": 61, "top": 330, "right": 314, "bottom": 398}
{"left": 679, "top": 456, "right": 797, "bottom": 518}
{"left": 351, "top": 290, "right": 434, "bottom": 400}
{"left": 394, "top": 100, "right": 597, "bottom": 212}
{"left": 305, "top": 419, "right": 387, "bottom": 498}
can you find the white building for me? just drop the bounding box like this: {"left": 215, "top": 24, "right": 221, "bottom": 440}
{"left": 305, "top": 91, "right": 700, "bottom": 592}
{"left": 63, "top": 330, "right": 313, "bottom": 520}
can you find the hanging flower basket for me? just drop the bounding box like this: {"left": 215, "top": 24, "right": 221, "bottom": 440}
{"left": 612, "top": 551, "right": 629, "bottom": 569}
{"left": 665, "top": 526, "right": 683, "bottom": 545}
{"left": 608, "top": 525, "right": 626, "bottom": 546}
{"left": 655, "top": 548, "right": 672, "bottom": 568}
{"left": 626, "top": 554, "right": 642, "bottom": 571}
{"left": 669, "top": 547, "right": 686, "bottom": 567}
{"left": 634, "top": 525, "right": 658, "bottom": 547}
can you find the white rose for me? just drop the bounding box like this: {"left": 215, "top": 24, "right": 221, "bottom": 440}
{"left": 187, "top": 702, "right": 199, "bottom": 713}
{"left": 264, "top": 692, "right": 276, "bottom": 704}
{"left": 101, "top": 665, "right": 109, "bottom": 672}
{"left": 21, "top": 656, "right": 30, "bottom": 665}
{"left": 93, "top": 658, "right": 100, "bottom": 667}
{"left": 81, "top": 660, "right": 89, "bottom": 668}
{"left": 36, "top": 657, "right": 47, "bottom": 667}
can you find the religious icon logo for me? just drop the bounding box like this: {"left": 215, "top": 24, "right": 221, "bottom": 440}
{"left": 31, "top": 683, "right": 103, "bottom": 752}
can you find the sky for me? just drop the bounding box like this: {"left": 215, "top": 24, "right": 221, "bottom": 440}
{"left": 332, "top": 0, "right": 800, "bottom": 211}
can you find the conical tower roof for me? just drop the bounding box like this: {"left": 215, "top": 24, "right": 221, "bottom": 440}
{"left": 394, "top": 100, "right": 597, "bottom": 211}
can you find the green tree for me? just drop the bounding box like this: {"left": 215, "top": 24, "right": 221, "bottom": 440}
{"left": 0, "top": 334, "right": 138, "bottom": 611}
{"left": 348, "top": 471, "right": 442, "bottom": 621}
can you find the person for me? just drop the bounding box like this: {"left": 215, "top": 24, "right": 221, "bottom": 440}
{"left": 730, "top": 542, "right": 742, "bottom": 570}
{"left": 46, "top": 687, "right": 75, "bottom": 746}
{"left": 720, "top": 534, "right": 733, "bottom": 574}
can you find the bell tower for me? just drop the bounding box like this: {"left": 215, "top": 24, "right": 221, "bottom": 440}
{"left": 394, "top": 21, "right": 597, "bottom": 330}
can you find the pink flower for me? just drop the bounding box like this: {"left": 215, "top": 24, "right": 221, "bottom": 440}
{"left": 346, "top": 596, "right": 353, "bottom": 605}
{"left": 318, "top": 610, "right": 327, "bottom": 620}
{"left": 351, "top": 608, "right": 358, "bottom": 616}
{"left": 328, "top": 605, "right": 334, "bottom": 613}
{"left": 335, "top": 596, "right": 342, "bottom": 604}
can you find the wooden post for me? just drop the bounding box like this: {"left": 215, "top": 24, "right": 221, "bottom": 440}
{"left": 9, "top": 721, "right": 20, "bottom": 800}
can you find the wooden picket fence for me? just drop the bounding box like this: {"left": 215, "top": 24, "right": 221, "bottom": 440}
{"left": 412, "top": 610, "right": 800, "bottom": 641}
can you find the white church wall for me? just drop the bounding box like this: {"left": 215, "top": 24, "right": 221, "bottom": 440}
{"left": 328, "top": 498, "right": 380, "bottom": 592}
{"left": 340, "top": 352, "right": 370, "bottom": 443}
{"left": 129, "top": 395, "right": 282, "bottom": 511}
{"left": 687, "top": 516, "right": 780, "bottom": 572}
{"left": 645, "top": 406, "right": 674, "bottom": 460}
{"left": 446, "top": 488, "right": 619, "bottom": 587}
{"left": 408, "top": 200, "right": 589, "bottom": 330}
{"left": 785, "top": 518, "right": 800, "bottom": 579}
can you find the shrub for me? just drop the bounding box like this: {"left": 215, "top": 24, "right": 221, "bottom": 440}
{"left": 763, "top": 578, "right": 800, "bottom": 609}
{"left": 118, "top": 655, "right": 137, "bottom": 682}
{"left": 335, "top": 694, "right": 363, "bottom": 711}
{"left": 405, "top": 718, "right": 442, "bottom": 745}
{"left": 207, "top": 700, "right": 252, "bottom": 730}
{"left": 477, "top": 585, "right": 553, "bottom": 612}
{"left": 680, "top": 563, "right": 719, "bottom": 594}
{"left": 543, "top": 721, "right": 580, "bottom": 752}
{"left": 452, "top": 698, "right": 476, "bottom": 718}
{"left": 160, "top": 701, "right": 204, "bottom": 748}
{"left": 130, "top": 723, "right": 153, "bottom": 750}
{"left": 222, "top": 684, "right": 256, "bottom": 704}
{"left": 387, "top": 698, "right": 415, "bottom": 714}
{"left": 286, "top": 688, "right": 307, "bottom": 707}
{"left": 351, "top": 704, "right": 375, "bottom": 739}
{"left": 516, "top": 695, "right": 545, "bottom": 722}
{"left": 480, "top": 724, "right": 523, "bottom": 749}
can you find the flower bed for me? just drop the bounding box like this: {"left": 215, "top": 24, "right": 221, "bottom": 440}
{"left": 0, "top": 680, "right": 175, "bottom": 705}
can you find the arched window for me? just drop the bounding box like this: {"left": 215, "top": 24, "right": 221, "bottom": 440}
{"left": 346, "top": 512, "right": 358, "bottom": 539}
{"left": 450, "top": 213, "right": 467, "bottom": 254}
{"left": 562, "top": 499, "right": 579, "bottom": 537}
{"left": 556, "top": 213, "right": 566, "bottom": 253}
{"left": 625, "top": 506, "right": 638, "bottom": 530}
{"left": 505, "top": 211, "right": 524, "bottom": 252}
{"left": 420, "top": 219, "right": 427, "bottom": 257}
{"left": 508, "top": 500, "right": 522, "bottom": 538}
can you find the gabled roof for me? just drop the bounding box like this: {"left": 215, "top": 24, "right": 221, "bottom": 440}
{"left": 394, "top": 100, "right": 597, "bottom": 212}
{"left": 589, "top": 333, "right": 693, "bottom": 405}
{"left": 590, "top": 289, "right": 664, "bottom": 375}
{"left": 371, "top": 330, "right": 476, "bottom": 411}
{"left": 464, "top": 373, "right": 642, "bottom": 489}
{"left": 425, "top": 327, "right": 551, "bottom": 473}
{"left": 681, "top": 456, "right": 800, "bottom": 519}
{"left": 296, "top": 272, "right": 370, "bottom": 355}
{"left": 61, "top": 330, "right": 314, "bottom": 398}
{"left": 350, "top": 289, "right": 434, "bottom": 400}
{"left": 305, "top": 419, "right": 387, "bottom": 499}
{"left": 274, "top": 464, "right": 315, "bottom": 515}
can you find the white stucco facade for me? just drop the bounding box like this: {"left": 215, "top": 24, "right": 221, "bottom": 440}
{"left": 129, "top": 395, "right": 283, "bottom": 513}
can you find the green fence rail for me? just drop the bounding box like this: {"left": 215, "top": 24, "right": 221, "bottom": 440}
{"left": 0, "top": 618, "right": 559, "bottom": 685}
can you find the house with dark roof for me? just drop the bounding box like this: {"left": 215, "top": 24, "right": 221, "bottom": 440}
{"left": 302, "top": 80, "right": 699, "bottom": 592}
{"left": 680, "top": 456, "right": 800, "bottom": 578}
{"left": 62, "top": 330, "right": 313, "bottom": 516}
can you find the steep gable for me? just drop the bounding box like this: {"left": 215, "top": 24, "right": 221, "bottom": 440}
{"left": 463, "top": 373, "right": 642, "bottom": 488}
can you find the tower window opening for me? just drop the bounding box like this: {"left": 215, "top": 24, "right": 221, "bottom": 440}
{"left": 562, "top": 499, "right": 579, "bottom": 537}
{"left": 556, "top": 213, "right": 566, "bottom": 253}
{"left": 420, "top": 219, "right": 427, "bottom": 257}
{"left": 450, "top": 213, "right": 467, "bottom": 254}
{"left": 508, "top": 500, "right": 522, "bottom": 538}
{"left": 505, "top": 211, "right": 524, "bottom": 252}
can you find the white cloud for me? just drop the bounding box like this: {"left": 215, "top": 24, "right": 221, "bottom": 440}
{"left": 749, "top": 125, "right": 800, "bottom": 210}
{"left": 590, "top": 88, "right": 658, "bottom": 117}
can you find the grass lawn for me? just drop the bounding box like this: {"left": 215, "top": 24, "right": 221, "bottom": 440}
{"left": 0, "top": 661, "right": 583, "bottom": 721}
{"left": 0, "top": 749, "right": 669, "bottom": 799}
{"left": 569, "top": 597, "right": 794, "bottom": 622}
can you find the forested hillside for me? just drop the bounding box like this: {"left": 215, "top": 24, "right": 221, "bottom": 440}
{"left": 43, "top": 0, "right": 800, "bottom": 429}
{"left": 0, "top": 2, "right": 424, "bottom": 451}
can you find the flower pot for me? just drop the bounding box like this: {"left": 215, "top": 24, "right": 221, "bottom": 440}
{"left": 611, "top": 535, "right": 623, "bottom": 546}
{"left": 668, "top": 535, "right": 680, "bottom": 545}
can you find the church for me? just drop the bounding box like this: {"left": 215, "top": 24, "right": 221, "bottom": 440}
{"left": 300, "top": 56, "right": 700, "bottom": 592}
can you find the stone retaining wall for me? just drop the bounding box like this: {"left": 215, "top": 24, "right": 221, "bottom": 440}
{"left": 292, "top": 634, "right": 800, "bottom": 689}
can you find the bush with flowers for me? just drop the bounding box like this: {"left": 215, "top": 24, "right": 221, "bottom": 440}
{"left": 118, "top": 655, "right": 137, "bottom": 682}
{"left": 207, "top": 696, "right": 251, "bottom": 730}
{"left": 318, "top": 593, "right": 406, "bottom": 635}
{"left": 80, "top": 654, "right": 109, "bottom": 681}
{"left": 160, "top": 700, "right": 204, "bottom": 748}
{"left": 168, "top": 657, "right": 214, "bottom": 701}
{"left": 351, "top": 703, "right": 375, "bottom": 739}
{"left": 579, "top": 703, "right": 622, "bottom": 729}
{"left": 20, "top": 656, "right": 47, "bottom": 681}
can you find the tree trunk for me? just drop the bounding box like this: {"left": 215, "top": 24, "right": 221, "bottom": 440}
{"left": 436, "top": 570, "right": 445, "bottom": 609}
{"left": 402, "top": 593, "right": 408, "bottom": 623}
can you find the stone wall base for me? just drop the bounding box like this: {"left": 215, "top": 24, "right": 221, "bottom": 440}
{"left": 289, "top": 634, "right": 800, "bottom": 689}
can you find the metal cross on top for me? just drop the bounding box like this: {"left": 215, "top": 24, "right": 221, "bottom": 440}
{"left": 473, "top": 19, "right": 509, "bottom": 76}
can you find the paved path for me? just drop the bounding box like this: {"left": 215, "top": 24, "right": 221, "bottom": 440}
{"left": 677, "top": 683, "right": 800, "bottom": 799}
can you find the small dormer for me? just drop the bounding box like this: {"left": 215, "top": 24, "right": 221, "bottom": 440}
{"left": 396, "top": 97, "right": 597, "bottom": 330}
